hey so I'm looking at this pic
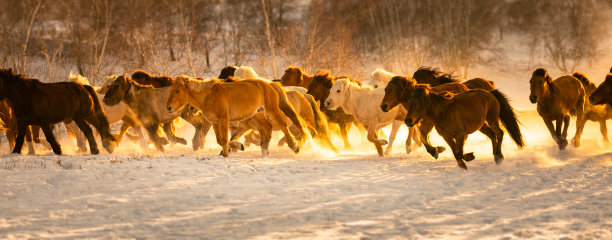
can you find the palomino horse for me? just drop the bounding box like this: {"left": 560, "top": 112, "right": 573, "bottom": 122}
{"left": 325, "top": 78, "right": 415, "bottom": 156}
{"left": 0, "top": 68, "right": 116, "bottom": 155}
{"left": 103, "top": 75, "right": 208, "bottom": 152}
{"left": 589, "top": 68, "right": 612, "bottom": 107}
{"left": 0, "top": 100, "right": 41, "bottom": 154}
{"left": 368, "top": 68, "right": 396, "bottom": 89}
{"left": 571, "top": 72, "right": 612, "bottom": 145}
{"left": 412, "top": 66, "right": 496, "bottom": 90}
{"left": 307, "top": 70, "right": 366, "bottom": 148}
{"left": 166, "top": 77, "right": 308, "bottom": 157}
{"left": 529, "top": 68, "right": 586, "bottom": 149}
{"left": 65, "top": 72, "right": 143, "bottom": 152}
{"left": 405, "top": 87, "right": 524, "bottom": 170}
{"left": 218, "top": 65, "right": 237, "bottom": 79}
{"left": 380, "top": 76, "right": 469, "bottom": 158}
{"left": 229, "top": 88, "right": 338, "bottom": 153}
{"left": 280, "top": 65, "right": 314, "bottom": 89}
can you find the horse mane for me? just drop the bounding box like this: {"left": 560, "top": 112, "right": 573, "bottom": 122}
{"left": 415, "top": 66, "right": 442, "bottom": 77}
{"left": 437, "top": 73, "right": 459, "bottom": 84}
{"left": 131, "top": 70, "right": 152, "bottom": 80}
{"left": 131, "top": 70, "right": 174, "bottom": 87}
{"left": 0, "top": 68, "right": 39, "bottom": 84}
{"left": 68, "top": 71, "right": 92, "bottom": 86}
{"left": 285, "top": 65, "right": 305, "bottom": 73}
{"left": 533, "top": 68, "right": 555, "bottom": 93}
{"left": 609, "top": 67, "right": 612, "bottom": 73}
{"left": 218, "top": 65, "right": 237, "bottom": 79}
{"left": 572, "top": 72, "right": 596, "bottom": 92}
{"left": 314, "top": 69, "right": 330, "bottom": 77}
{"left": 235, "top": 66, "right": 262, "bottom": 80}
{"left": 223, "top": 76, "right": 241, "bottom": 83}
{"left": 176, "top": 75, "right": 218, "bottom": 91}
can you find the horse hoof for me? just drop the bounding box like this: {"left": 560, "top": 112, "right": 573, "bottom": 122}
{"left": 53, "top": 149, "right": 62, "bottom": 155}
{"left": 463, "top": 152, "right": 475, "bottom": 161}
{"left": 293, "top": 147, "right": 300, "bottom": 153}
{"left": 494, "top": 154, "right": 504, "bottom": 165}
{"left": 457, "top": 160, "right": 468, "bottom": 170}
{"left": 177, "top": 138, "right": 188, "bottom": 145}
{"left": 90, "top": 148, "right": 100, "bottom": 155}
{"left": 240, "top": 144, "right": 245, "bottom": 151}
{"left": 572, "top": 138, "right": 580, "bottom": 148}
{"left": 436, "top": 146, "right": 446, "bottom": 153}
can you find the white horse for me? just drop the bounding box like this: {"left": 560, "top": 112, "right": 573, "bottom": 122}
{"left": 324, "top": 78, "right": 417, "bottom": 156}
{"left": 368, "top": 68, "right": 396, "bottom": 89}
{"left": 66, "top": 73, "right": 143, "bottom": 152}
{"left": 233, "top": 66, "right": 270, "bottom": 81}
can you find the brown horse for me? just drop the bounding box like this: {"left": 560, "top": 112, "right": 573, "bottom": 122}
{"left": 166, "top": 76, "right": 308, "bottom": 157}
{"left": 589, "top": 68, "right": 612, "bottom": 107}
{"left": 103, "top": 75, "right": 209, "bottom": 152}
{"left": 0, "top": 68, "right": 115, "bottom": 155}
{"left": 131, "top": 70, "right": 174, "bottom": 88}
{"left": 280, "top": 65, "right": 314, "bottom": 89}
{"left": 529, "top": 68, "right": 586, "bottom": 149}
{"left": 412, "top": 66, "right": 496, "bottom": 90}
{"left": 306, "top": 70, "right": 365, "bottom": 148}
{"left": 405, "top": 87, "right": 524, "bottom": 169}
{"left": 572, "top": 72, "right": 612, "bottom": 145}
{"left": 218, "top": 65, "right": 237, "bottom": 79}
{"left": 381, "top": 76, "right": 469, "bottom": 158}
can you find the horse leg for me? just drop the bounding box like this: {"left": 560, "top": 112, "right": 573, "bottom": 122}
{"left": 267, "top": 110, "right": 300, "bottom": 153}
{"left": 385, "top": 120, "right": 401, "bottom": 155}
{"left": 163, "top": 122, "right": 187, "bottom": 145}
{"left": 480, "top": 124, "right": 504, "bottom": 164}
{"left": 600, "top": 120, "right": 609, "bottom": 145}
{"left": 83, "top": 111, "right": 116, "bottom": 154}
{"left": 213, "top": 119, "right": 230, "bottom": 157}
{"left": 7, "top": 129, "right": 16, "bottom": 151}
{"left": 73, "top": 118, "right": 100, "bottom": 154}
{"left": 419, "top": 121, "right": 445, "bottom": 159}
{"left": 256, "top": 118, "right": 273, "bottom": 157}
{"left": 562, "top": 114, "right": 570, "bottom": 141}
{"left": 366, "top": 124, "right": 386, "bottom": 157}
{"left": 40, "top": 124, "right": 61, "bottom": 155}
{"left": 339, "top": 121, "right": 351, "bottom": 149}
{"left": 572, "top": 115, "right": 587, "bottom": 148}
{"left": 544, "top": 119, "right": 564, "bottom": 150}
{"left": 145, "top": 124, "right": 165, "bottom": 152}
{"left": 12, "top": 121, "right": 28, "bottom": 154}
{"left": 192, "top": 121, "right": 211, "bottom": 151}
{"left": 66, "top": 121, "right": 88, "bottom": 153}
{"left": 446, "top": 133, "right": 468, "bottom": 170}
{"left": 411, "top": 126, "right": 422, "bottom": 147}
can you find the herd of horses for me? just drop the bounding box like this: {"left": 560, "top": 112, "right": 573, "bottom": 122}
{"left": 1, "top": 65, "right": 612, "bottom": 170}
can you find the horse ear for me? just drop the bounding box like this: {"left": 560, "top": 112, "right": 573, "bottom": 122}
{"left": 296, "top": 69, "right": 303, "bottom": 85}
{"left": 440, "top": 91, "right": 453, "bottom": 100}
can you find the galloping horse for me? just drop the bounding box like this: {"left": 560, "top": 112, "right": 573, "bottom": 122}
{"left": 404, "top": 87, "right": 524, "bottom": 170}
{"left": 165, "top": 77, "right": 308, "bottom": 157}
{"left": 571, "top": 72, "right": 612, "bottom": 145}
{"left": 325, "top": 78, "right": 412, "bottom": 156}
{"left": 368, "top": 68, "right": 396, "bottom": 89}
{"left": 529, "top": 68, "right": 585, "bottom": 149}
{"left": 381, "top": 76, "right": 469, "bottom": 158}
{"left": 280, "top": 65, "right": 314, "bottom": 89}
{"left": 589, "top": 68, "right": 612, "bottom": 107}
{"left": 0, "top": 68, "right": 116, "bottom": 155}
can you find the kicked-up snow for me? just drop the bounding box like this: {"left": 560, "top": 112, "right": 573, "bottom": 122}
{"left": 0, "top": 111, "right": 611, "bottom": 239}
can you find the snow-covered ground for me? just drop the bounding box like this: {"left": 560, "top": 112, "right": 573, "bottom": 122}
{"left": 1, "top": 110, "right": 611, "bottom": 239}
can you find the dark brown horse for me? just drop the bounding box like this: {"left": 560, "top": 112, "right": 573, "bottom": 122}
{"left": 306, "top": 70, "right": 364, "bottom": 148}
{"left": 218, "top": 65, "right": 237, "bottom": 79}
{"left": 412, "top": 66, "right": 496, "bottom": 90}
{"left": 381, "top": 76, "right": 469, "bottom": 158}
{"left": 131, "top": 70, "right": 174, "bottom": 88}
{"left": 404, "top": 87, "right": 524, "bottom": 169}
{"left": 0, "top": 68, "right": 115, "bottom": 155}
{"left": 0, "top": 100, "right": 43, "bottom": 154}
{"left": 589, "top": 68, "right": 612, "bottom": 108}
{"left": 280, "top": 65, "right": 314, "bottom": 89}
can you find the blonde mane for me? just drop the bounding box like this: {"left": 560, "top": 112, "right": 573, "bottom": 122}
{"left": 175, "top": 75, "right": 218, "bottom": 92}
{"left": 234, "top": 66, "right": 269, "bottom": 81}
{"left": 68, "top": 71, "right": 92, "bottom": 86}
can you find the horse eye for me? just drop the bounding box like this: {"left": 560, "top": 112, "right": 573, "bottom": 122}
{"left": 175, "top": 90, "right": 180, "bottom": 93}
{"left": 336, "top": 90, "right": 340, "bottom": 93}
{"left": 374, "top": 85, "right": 378, "bottom": 88}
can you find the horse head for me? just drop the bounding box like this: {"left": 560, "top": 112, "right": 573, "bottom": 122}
{"left": 280, "top": 66, "right": 303, "bottom": 86}
{"left": 324, "top": 78, "right": 353, "bottom": 111}
{"left": 103, "top": 75, "right": 131, "bottom": 106}
{"left": 307, "top": 70, "right": 333, "bottom": 103}
{"left": 166, "top": 75, "right": 200, "bottom": 115}
{"left": 381, "top": 76, "right": 415, "bottom": 112}
{"left": 218, "top": 65, "right": 237, "bottom": 79}
{"left": 529, "top": 68, "right": 552, "bottom": 104}
{"left": 413, "top": 66, "right": 441, "bottom": 85}
{"left": 590, "top": 74, "right": 612, "bottom": 106}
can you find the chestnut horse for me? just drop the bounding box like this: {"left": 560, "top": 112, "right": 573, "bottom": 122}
{"left": 218, "top": 65, "right": 238, "bottom": 79}
{"left": 0, "top": 68, "right": 116, "bottom": 155}
{"left": 529, "top": 68, "right": 585, "bottom": 149}
{"left": 306, "top": 70, "right": 365, "bottom": 148}
{"left": 589, "top": 68, "right": 612, "bottom": 107}
{"left": 405, "top": 87, "right": 524, "bottom": 170}
{"left": 571, "top": 72, "right": 612, "bottom": 145}
{"left": 166, "top": 77, "right": 308, "bottom": 157}
{"left": 280, "top": 65, "right": 314, "bottom": 89}
{"left": 412, "top": 66, "right": 496, "bottom": 90}
{"left": 381, "top": 76, "right": 469, "bottom": 158}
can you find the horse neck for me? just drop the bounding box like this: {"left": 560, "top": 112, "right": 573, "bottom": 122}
{"left": 424, "top": 94, "right": 450, "bottom": 121}
{"left": 1, "top": 78, "right": 27, "bottom": 104}
{"left": 339, "top": 84, "right": 364, "bottom": 115}
{"left": 185, "top": 81, "right": 214, "bottom": 109}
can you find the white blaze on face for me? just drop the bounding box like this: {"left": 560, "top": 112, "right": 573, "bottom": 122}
{"left": 325, "top": 78, "right": 348, "bottom": 110}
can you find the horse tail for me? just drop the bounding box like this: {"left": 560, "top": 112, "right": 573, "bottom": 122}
{"left": 305, "top": 93, "right": 338, "bottom": 152}
{"left": 83, "top": 85, "right": 105, "bottom": 117}
{"left": 83, "top": 84, "right": 114, "bottom": 144}
{"left": 490, "top": 89, "right": 524, "bottom": 148}
{"left": 270, "top": 82, "right": 308, "bottom": 140}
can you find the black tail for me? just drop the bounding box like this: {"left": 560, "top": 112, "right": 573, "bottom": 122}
{"left": 305, "top": 93, "right": 337, "bottom": 152}
{"left": 490, "top": 89, "right": 524, "bottom": 148}
{"left": 83, "top": 84, "right": 116, "bottom": 152}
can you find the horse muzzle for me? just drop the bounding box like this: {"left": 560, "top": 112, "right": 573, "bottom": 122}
{"left": 324, "top": 99, "right": 333, "bottom": 110}
{"left": 529, "top": 95, "right": 537, "bottom": 104}
{"left": 404, "top": 118, "right": 418, "bottom": 127}
{"left": 167, "top": 106, "right": 174, "bottom": 114}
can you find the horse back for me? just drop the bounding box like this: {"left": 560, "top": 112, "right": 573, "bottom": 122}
{"left": 463, "top": 78, "right": 495, "bottom": 91}
{"left": 431, "top": 82, "right": 469, "bottom": 94}
{"left": 553, "top": 75, "right": 585, "bottom": 112}
{"left": 12, "top": 81, "right": 94, "bottom": 123}
{"left": 209, "top": 80, "right": 267, "bottom": 120}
